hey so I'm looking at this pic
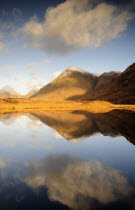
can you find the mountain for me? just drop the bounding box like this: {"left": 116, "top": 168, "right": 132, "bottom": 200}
{"left": 30, "top": 66, "right": 99, "bottom": 101}
{"left": 0, "top": 86, "right": 39, "bottom": 99}
{"left": 88, "top": 63, "right": 135, "bottom": 104}
{"left": 30, "top": 63, "right": 135, "bottom": 104}
{"left": 0, "top": 91, "right": 7, "bottom": 99}
{"left": 25, "top": 89, "right": 39, "bottom": 99}
{"left": 0, "top": 86, "right": 23, "bottom": 99}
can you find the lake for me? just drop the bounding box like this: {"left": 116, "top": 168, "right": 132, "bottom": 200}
{"left": 0, "top": 109, "right": 135, "bottom": 210}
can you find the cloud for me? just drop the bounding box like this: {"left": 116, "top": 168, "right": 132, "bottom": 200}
{"left": 0, "top": 42, "right": 9, "bottom": 53}
{"left": 0, "top": 8, "right": 23, "bottom": 43}
{"left": 26, "top": 62, "right": 45, "bottom": 78}
{"left": 26, "top": 79, "right": 42, "bottom": 90}
{"left": 12, "top": 8, "right": 23, "bottom": 21}
{"left": 51, "top": 71, "right": 62, "bottom": 80}
{"left": 43, "top": 60, "right": 53, "bottom": 65}
{"left": 21, "top": 0, "right": 134, "bottom": 54}
{"left": 26, "top": 62, "right": 37, "bottom": 69}
{"left": 0, "top": 64, "right": 15, "bottom": 73}
{"left": 22, "top": 154, "right": 134, "bottom": 210}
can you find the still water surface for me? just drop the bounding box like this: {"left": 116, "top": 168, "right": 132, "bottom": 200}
{"left": 0, "top": 110, "right": 135, "bottom": 210}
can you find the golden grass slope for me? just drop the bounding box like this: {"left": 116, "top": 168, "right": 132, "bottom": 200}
{"left": 0, "top": 98, "right": 135, "bottom": 114}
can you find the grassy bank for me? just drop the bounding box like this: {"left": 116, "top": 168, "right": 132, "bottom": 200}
{"left": 0, "top": 98, "right": 135, "bottom": 114}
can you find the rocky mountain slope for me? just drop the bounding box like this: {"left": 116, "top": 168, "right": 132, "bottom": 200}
{"left": 88, "top": 63, "right": 135, "bottom": 104}
{"left": 30, "top": 67, "right": 99, "bottom": 101}
{"left": 30, "top": 63, "right": 135, "bottom": 104}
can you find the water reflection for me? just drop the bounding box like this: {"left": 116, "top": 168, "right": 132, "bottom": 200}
{"left": 0, "top": 110, "right": 134, "bottom": 209}
{"left": 30, "top": 110, "right": 135, "bottom": 144}
{"left": 0, "top": 155, "right": 134, "bottom": 210}
{"left": 23, "top": 154, "right": 134, "bottom": 210}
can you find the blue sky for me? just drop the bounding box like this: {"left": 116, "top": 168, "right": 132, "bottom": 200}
{"left": 0, "top": 0, "right": 135, "bottom": 94}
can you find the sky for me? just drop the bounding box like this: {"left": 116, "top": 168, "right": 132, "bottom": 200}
{"left": 0, "top": 0, "right": 135, "bottom": 94}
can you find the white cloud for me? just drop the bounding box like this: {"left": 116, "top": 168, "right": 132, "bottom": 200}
{"left": 26, "top": 62, "right": 37, "bottom": 69}
{"left": 51, "top": 71, "right": 62, "bottom": 80}
{"left": 43, "top": 60, "right": 53, "bottom": 65}
{"left": 21, "top": 0, "right": 134, "bottom": 54}
{"left": 0, "top": 64, "right": 15, "bottom": 72}
{"left": 26, "top": 79, "right": 42, "bottom": 90}
{"left": 0, "top": 42, "right": 9, "bottom": 53}
{"left": 26, "top": 62, "right": 45, "bottom": 78}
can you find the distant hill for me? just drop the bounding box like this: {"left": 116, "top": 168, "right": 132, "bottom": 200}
{"left": 0, "top": 86, "right": 40, "bottom": 99}
{"left": 25, "top": 89, "right": 39, "bottom": 99}
{"left": 0, "top": 91, "right": 7, "bottom": 99}
{"left": 30, "top": 63, "right": 135, "bottom": 104}
{"left": 0, "top": 86, "right": 23, "bottom": 99}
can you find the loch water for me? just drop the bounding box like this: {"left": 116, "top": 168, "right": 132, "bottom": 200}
{"left": 0, "top": 109, "right": 135, "bottom": 210}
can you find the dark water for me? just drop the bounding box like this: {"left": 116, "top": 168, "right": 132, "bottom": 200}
{"left": 0, "top": 109, "right": 135, "bottom": 210}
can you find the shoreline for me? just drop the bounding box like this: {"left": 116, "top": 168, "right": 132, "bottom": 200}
{"left": 0, "top": 99, "right": 135, "bottom": 114}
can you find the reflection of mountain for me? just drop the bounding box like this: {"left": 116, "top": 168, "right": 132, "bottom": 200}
{"left": 0, "top": 113, "right": 22, "bottom": 125}
{"left": 31, "top": 110, "right": 135, "bottom": 144}
{"left": 22, "top": 154, "right": 134, "bottom": 210}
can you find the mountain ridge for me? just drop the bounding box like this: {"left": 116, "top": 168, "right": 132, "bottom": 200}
{"left": 30, "top": 63, "right": 135, "bottom": 104}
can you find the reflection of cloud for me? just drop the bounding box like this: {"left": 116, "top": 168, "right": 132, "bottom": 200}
{"left": 52, "top": 130, "right": 63, "bottom": 139}
{"left": 23, "top": 154, "right": 134, "bottom": 210}
{"left": 0, "top": 138, "right": 17, "bottom": 148}
{"left": 44, "top": 145, "right": 53, "bottom": 150}
{"left": 0, "top": 157, "right": 11, "bottom": 168}
{"left": 27, "top": 120, "right": 42, "bottom": 131}
{"left": 0, "top": 42, "right": 9, "bottom": 53}
{"left": 70, "top": 132, "right": 100, "bottom": 143}
{"left": 21, "top": 0, "right": 134, "bottom": 54}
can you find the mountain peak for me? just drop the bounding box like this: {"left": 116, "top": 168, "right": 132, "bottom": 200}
{"left": 67, "top": 66, "right": 86, "bottom": 72}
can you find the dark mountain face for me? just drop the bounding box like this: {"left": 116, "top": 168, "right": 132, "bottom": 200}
{"left": 90, "top": 63, "right": 135, "bottom": 104}
{"left": 30, "top": 63, "right": 135, "bottom": 104}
